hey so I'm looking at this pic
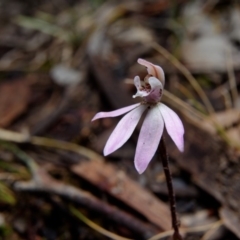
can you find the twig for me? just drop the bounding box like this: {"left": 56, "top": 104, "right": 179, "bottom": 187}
{"left": 0, "top": 140, "right": 38, "bottom": 175}
{"left": 221, "top": 88, "right": 232, "bottom": 110}
{"left": 212, "top": 83, "right": 232, "bottom": 109}
{"left": 70, "top": 206, "right": 133, "bottom": 240}
{"left": 200, "top": 220, "right": 223, "bottom": 240}
{"left": 158, "top": 138, "right": 182, "bottom": 240}
{"left": 0, "top": 128, "right": 104, "bottom": 162}
{"left": 226, "top": 48, "right": 238, "bottom": 108}
{"left": 148, "top": 220, "right": 223, "bottom": 240}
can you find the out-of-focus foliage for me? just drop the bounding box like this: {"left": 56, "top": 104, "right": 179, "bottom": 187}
{"left": 0, "top": 182, "right": 15, "bottom": 205}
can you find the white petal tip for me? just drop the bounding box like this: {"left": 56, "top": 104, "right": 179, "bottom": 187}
{"left": 132, "top": 93, "right": 142, "bottom": 98}
{"left": 137, "top": 58, "right": 145, "bottom": 64}
{"left": 91, "top": 114, "right": 99, "bottom": 121}
{"left": 104, "top": 145, "right": 115, "bottom": 156}
{"left": 91, "top": 112, "right": 103, "bottom": 121}
{"left": 134, "top": 163, "right": 146, "bottom": 175}
{"left": 177, "top": 137, "right": 184, "bottom": 152}
{"left": 136, "top": 169, "right": 144, "bottom": 174}
{"left": 179, "top": 145, "right": 184, "bottom": 152}
{"left": 103, "top": 148, "right": 110, "bottom": 156}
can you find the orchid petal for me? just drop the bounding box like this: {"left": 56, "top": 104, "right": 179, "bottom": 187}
{"left": 145, "top": 77, "right": 163, "bottom": 103}
{"left": 134, "top": 106, "right": 164, "bottom": 174}
{"left": 92, "top": 103, "right": 141, "bottom": 121}
{"left": 104, "top": 105, "right": 147, "bottom": 156}
{"left": 148, "top": 76, "right": 163, "bottom": 89}
{"left": 159, "top": 104, "right": 184, "bottom": 152}
{"left": 133, "top": 76, "right": 148, "bottom": 98}
{"left": 133, "top": 75, "right": 141, "bottom": 90}
{"left": 137, "top": 58, "right": 165, "bottom": 86}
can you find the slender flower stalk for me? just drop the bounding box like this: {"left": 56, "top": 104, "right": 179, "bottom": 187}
{"left": 92, "top": 58, "right": 184, "bottom": 174}
{"left": 159, "top": 138, "right": 183, "bottom": 240}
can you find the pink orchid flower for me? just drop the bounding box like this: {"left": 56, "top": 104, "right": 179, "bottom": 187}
{"left": 92, "top": 58, "right": 184, "bottom": 174}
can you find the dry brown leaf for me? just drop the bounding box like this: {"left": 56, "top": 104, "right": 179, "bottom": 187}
{"left": 71, "top": 159, "right": 172, "bottom": 231}
{"left": 0, "top": 79, "right": 30, "bottom": 127}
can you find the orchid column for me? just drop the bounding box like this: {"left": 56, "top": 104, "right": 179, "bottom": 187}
{"left": 92, "top": 58, "right": 184, "bottom": 239}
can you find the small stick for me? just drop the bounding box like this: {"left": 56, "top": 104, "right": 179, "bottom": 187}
{"left": 159, "top": 138, "right": 183, "bottom": 240}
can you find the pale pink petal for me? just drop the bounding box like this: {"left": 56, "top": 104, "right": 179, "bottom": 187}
{"left": 104, "top": 105, "right": 147, "bottom": 156}
{"left": 137, "top": 58, "right": 165, "bottom": 86}
{"left": 133, "top": 76, "right": 148, "bottom": 98}
{"left": 159, "top": 103, "right": 184, "bottom": 152}
{"left": 133, "top": 76, "right": 141, "bottom": 90}
{"left": 92, "top": 103, "right": 140, "bottom": 121}
{"left": 145, "top": 77, "right": 163, "bottom": 103}
{"left": 134, "top": 106, "right": 164, "bottom": 174}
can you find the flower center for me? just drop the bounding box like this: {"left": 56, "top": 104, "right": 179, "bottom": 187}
{"left": 139, "top": 74, "right": 153, "bottom": 93}
{"left": 140, "top": 83, "right": 151, "bottom": 93}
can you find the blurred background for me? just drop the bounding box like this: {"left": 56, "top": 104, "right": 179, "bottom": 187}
{"left": 0, "top": 0, "right": 240, "bottom": 239}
